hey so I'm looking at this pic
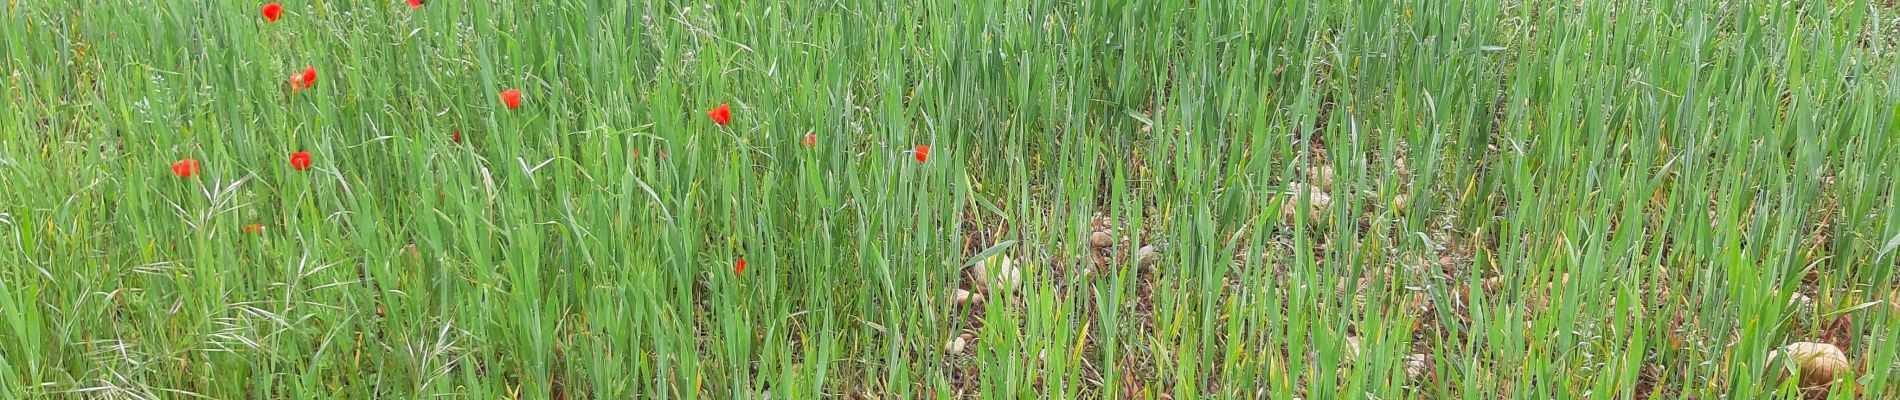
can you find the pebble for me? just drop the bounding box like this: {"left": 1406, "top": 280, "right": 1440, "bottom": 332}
{"left": 1404, "top": 353, "right": 1429, "bottom": 380}
{"left": 1136, "top": 245, "right": 1159, "bottom": 268}
{"left": 1769, "top": 342, "right": 1850, "bottom": 389}
{"left": 944, "top": 336, "right": 969, "bottom": 354}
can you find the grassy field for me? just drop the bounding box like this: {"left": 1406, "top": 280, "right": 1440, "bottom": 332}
{"left": 4, "top": 0, "right": 1900, "bottom": 398}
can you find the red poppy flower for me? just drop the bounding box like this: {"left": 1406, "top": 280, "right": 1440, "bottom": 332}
{"left": 407, "top": 0, "right": 424, "bottom": 8}
{"left": 288, "top": 67, "right": 315, "bottom": 92}
{"left": 708, "top": 103, "right": 731, "bottom": 126}
{"left": 244, "top": 224, "right": 266, "bottom": 234}
{"left": 289, "top": 151, "right": 312, "bottom": 171}
{"left": 802, "top": 132, "right": 817, "bottom": 147}
{"left": 172, "top": 159, "right": 200, "bottom": 177}
{"left": 499, "top": 88, "right": 522, "bottom": 110}
{"left": 735, "top": 257, "right": 746, "bottom": 275}
{"left": 262, "top": 3, "right": 283, "bottom": 22}
{"left": 914, "top": 145, "right": 930, "bottom": 163}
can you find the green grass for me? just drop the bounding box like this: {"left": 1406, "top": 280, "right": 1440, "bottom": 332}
{"left": 3, "top": 0, "right": 1898, "bottom": 399}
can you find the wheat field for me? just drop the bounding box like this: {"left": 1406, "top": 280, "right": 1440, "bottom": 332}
{"left": 2, "top": 0, "right": 1899, "bottom": 399}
